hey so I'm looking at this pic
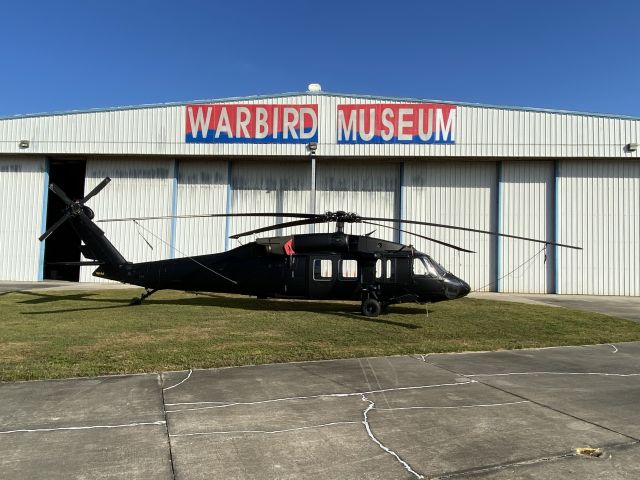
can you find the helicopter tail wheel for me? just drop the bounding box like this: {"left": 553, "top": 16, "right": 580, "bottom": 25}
{"left": 361, "top": 298, "right": 382, "bottom": 317}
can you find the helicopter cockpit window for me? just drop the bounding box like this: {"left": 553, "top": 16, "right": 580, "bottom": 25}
{"left": 386, "top": 259, "right": 393, "bottom": 279}
{"left": 313, "top": 259, "right": 333, "bottom": 280}
{"left": 413, "top": 257, "right": 438, "bottom": 277}
{"left": 375, "top": 260, "right": 382, "bottom": 278}
{"left": 340, "top": 259, "right": 358, "bottom": 279}
{"left": 428, "top": 256, "right": 448, "bottom": 276}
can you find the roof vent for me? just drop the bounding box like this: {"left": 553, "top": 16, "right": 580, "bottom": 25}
{"left": 307, "top": 83, "right": 322, "bottom": 93}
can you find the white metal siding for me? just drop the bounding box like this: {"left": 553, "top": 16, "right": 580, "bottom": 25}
{"left": 557, "top": 160, "right": 640, "bottom": 295}
{"left": 499, "top": 161, "right": 554, "bottom": 293}
{"left": 0, "top": 156, "right": 45, "bottom": 281}
{"left": 315, "top": 160, "right": 399, "bottom": 240}
{"left": 174, "top": 159, "right": 228, "bottom": 256}
{"left": 1, "top": 92, "right": 639, "bottom": 296}
{"left": 403, "top": 161, "right": 496, "bottom": 291}
{"left": 1, "top": 94, "right": 638, "bottom": 159}
{"left": 80, "top": 158, "right": 174, "bottom": 282}
{"left": 228, "top": 160, "right": 311, "bottom": 246}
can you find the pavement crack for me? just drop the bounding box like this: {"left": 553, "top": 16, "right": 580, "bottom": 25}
{"left": 374, "top": 400, "right": 530, "bottom": 412}
{"left": 430, "top": 441, "right": 640, "bottom": 479}
{"left": 468, "top": 371, "right": 640, "bottom": 378}
{"left": 164, "top": 380, "right": 477, "bottom": 413}
{"left": 160, "top": 373, "right": 177, "bottom": 480}
{"left": 170, "top": 421, "right": 360, "bottom": 437}
{"left": 431, "top": 364, "right": 640, "bottom": 443}
{"left": 360, "top": 394, "right": 425, "bottom": 479}
{"left": 163, "top": 369, "right": 192, "bottom": 391}
{"left": 415, "top": 354, "right": 431, "bottom": 362}
{"left": 431, "top": 451, "right": 577, "bottom": 479}
{"left": 0, "top": 421, "right": 166, "bottom": 435}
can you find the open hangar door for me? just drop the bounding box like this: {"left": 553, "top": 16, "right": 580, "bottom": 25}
{"left": 79, "top": 158, "right": 175, "bottom": 283}
{"left": 0, "top": 157, "right": 47, "bottom": 281}
{"left": 43, "top": 159, "right": 86, "bottom": 281}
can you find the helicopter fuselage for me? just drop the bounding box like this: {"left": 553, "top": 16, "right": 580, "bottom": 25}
{"left": 94, "top": 232, "right": 471, "bottom": 307}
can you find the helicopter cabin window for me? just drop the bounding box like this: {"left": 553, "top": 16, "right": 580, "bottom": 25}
{"left": 340, "top": 259, "right": 358, "bottom": 280}
{"left": 313, "top": 259, "right": 333, "bottom": 280}
{"left": 376, "top": 259, "right": 393, "bottom": 279}
{"left": 413, "top": 257, "right": 438, "bottom": 277}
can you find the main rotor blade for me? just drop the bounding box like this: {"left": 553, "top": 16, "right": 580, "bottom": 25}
{"left": 49, "top": 183, "right": 73, "bottom": 206}
{"left": 361, "top": 221, "right": 475, "bottom": 253}
{"left": 229, "top": 218, "right": 321, "bottom": 239}
{"left": 98, "top": 212, "right": 322, "bottom": 223}
{"left": 38, "top": 212, "right": 72, "bottom": 241}
{"left": 81, "top": 177, "right": 111, "bottom": 204}
{"left": 362, "top": 216, "right": 582, "bottom": 250}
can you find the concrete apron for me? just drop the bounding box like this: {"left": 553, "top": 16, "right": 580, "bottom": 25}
{"left": 469, "top": 292, "right": 640, "bottom": 323}
{"left": 1, "top": 343, "right": 640, "bottom": 479}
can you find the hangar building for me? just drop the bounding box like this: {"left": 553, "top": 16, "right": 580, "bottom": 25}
{"left": 0, "top": 88, "right": 638, "bottom": 295}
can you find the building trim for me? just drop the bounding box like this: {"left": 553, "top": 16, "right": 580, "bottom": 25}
{"left": 37, "top": 158, "right": 50, "bottom": 281}
{"left": 224, "top": 160, "right": 232, "bottom": 251}
{"left": 398, "top": 162, "right": 405, "bottom": 244}
{"left": 553, "top": 159, "right": 559, "bottom": 294}
{"left": 495, "top": 160, "right": 503, "bottom": 292}
{"left": 169, "top": 159, "right": 179, "bottom": 259}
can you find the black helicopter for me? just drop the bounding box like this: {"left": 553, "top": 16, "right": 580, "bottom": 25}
{"left": 39, "top": 177, "right": 580, "bottom": 317}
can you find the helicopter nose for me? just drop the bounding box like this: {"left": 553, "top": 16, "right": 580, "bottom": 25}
{"left": 459, "top": 280, "right": 471, "bottom": 298}
{"left": 444, "top": 275, "right": 471, "bottom": 299}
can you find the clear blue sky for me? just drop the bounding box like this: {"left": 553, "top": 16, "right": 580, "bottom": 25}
{"left": 1, "top": 0, "right": 639, "bottom": 117}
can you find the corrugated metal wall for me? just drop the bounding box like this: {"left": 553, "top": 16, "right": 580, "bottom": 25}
{"left": 228, "top": 160, "right": 311, "bottom": 247}
{"left": 499, "top": 161, "right": 554, "bottom": 293}
{"left": 79, "top": 157, "right": 174, "bottom": 282}
{"left": 1, "top": 93, "right": 639, "bottom": 294}
{"left": 0, "top": 156, "right": 46, "bottom": 281}
{"left": 315, "top": 160, "right": 400, "bottom": 239}
{"left": 175, "top": 159, "right": 227, "bottom": 256}
{"left": 557, "top": 160, "right": 640, "bottom": 295}
{"left": 403, "top": 161, "right": 496, "bottom": 291}
{"left": 1, "top": 93, "right": 638, "bottom": 159}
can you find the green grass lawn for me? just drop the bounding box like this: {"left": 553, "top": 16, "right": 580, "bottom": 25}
{"left": 1, "top": 288, "right": 640, "bottom": 382}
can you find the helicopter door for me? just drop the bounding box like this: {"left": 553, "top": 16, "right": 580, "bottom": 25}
{"left": 284, "top": 255, "right": 307, "bottom": 297}
{"left": 378, "top": 257, "right": 411, "bottom": 295}
{"left": 308, "top": 256, "right": 336, "bottom": 298}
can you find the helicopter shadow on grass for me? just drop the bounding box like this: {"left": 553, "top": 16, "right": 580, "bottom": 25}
{"left": 15, "top": 290, "right": 134, "bottom": 315}
{"left": 152, "top": 293, "right": 424, "bottom": 330}
{"left": 18, "top": 291, "right": 423, "bottom": 329}
{"left": 15, "top": 291, "right": 101, "bottom": 305}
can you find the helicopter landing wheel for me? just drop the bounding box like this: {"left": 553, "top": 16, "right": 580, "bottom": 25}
{"left": 361, "top": 298, "right": 382, "bottom": 317}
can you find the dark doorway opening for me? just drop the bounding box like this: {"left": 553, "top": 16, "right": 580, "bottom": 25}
{"left": 44, "top": 160, "right": 86, "bottom": 281}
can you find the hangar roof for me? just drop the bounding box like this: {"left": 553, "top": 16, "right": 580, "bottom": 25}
{"left": 0, "top": 91, "right": 638, "bottom": 159}
{"left": 1, "top": 91, "right": 639, "bottom": 121}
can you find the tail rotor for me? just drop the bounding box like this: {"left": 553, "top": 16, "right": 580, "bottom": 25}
{"left": 39, "top": 178, "right": 111, "bottom": 242}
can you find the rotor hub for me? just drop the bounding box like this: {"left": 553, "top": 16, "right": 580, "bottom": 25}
{"left": 324, "top": 211, "right": 361, "bottom": 223}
